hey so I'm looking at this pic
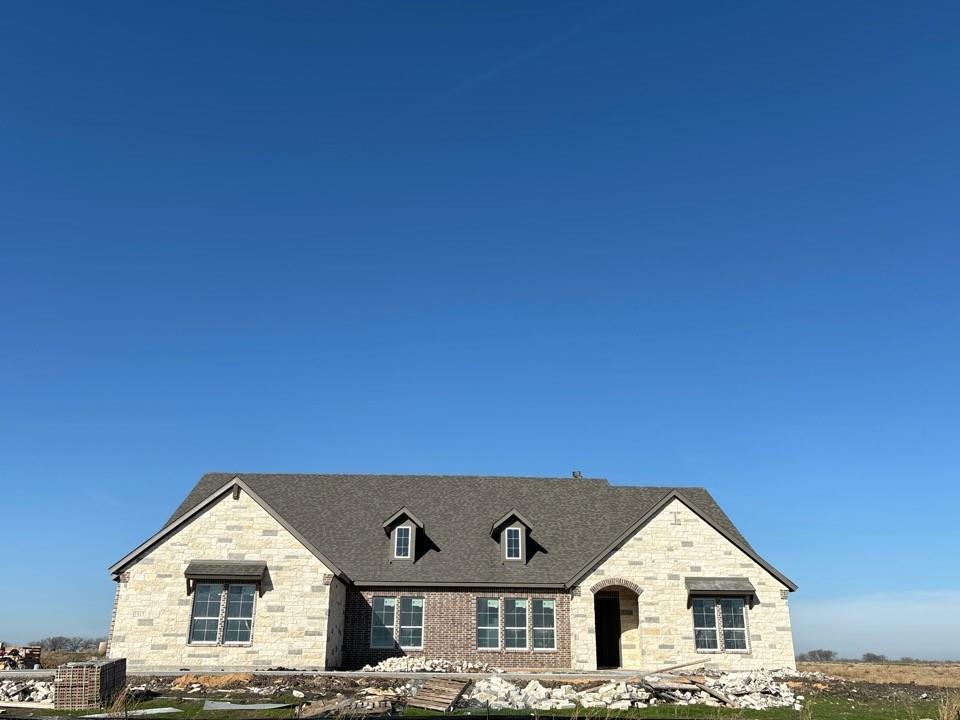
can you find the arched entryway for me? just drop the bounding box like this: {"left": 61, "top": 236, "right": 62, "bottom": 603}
{"left": 591, "top": 579, "right": 643, "bottom": 669}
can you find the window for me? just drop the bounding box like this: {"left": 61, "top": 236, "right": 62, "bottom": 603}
{"left": 394, "top": 526, "right": 411, "bottom": 558}
{"left": 504, "top": 598, "right": 527, "bottom": 649}
{"left": 532, "top": 599, "right": 555, "bottom": 649}
{"left": 224, "top": 584, "right": 255, "bottom": 643}
{"left": 189, "top": 582, "right": 256, "bottom": 644}
{"left": 692, "top": 597, "right": 718, "bottom": 650}
{"left": 505, "top": 527, "right": 521, "bottom": 560}
{"left": 476, "top": 598, "right": 500, "bottom": 649}
{"left": 720, "top": 598, "right": 747, "bottom": 650}
{"left": 692, "top": 597, "right": 749, "bottom": 652}
{"left": 398, "top": 597, "right": 425, "bottom": 648}
{"left": 371, "top": 597, "right": 396, "bottom": 648}
{"left": 189, "top": 583, "right": 223, "bottom": 643}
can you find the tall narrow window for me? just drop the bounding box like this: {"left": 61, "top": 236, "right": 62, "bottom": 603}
{"left": 504, "top": 598, "right": 527, "bottom": 649}
{"left": 224, "top": 584, "right": 255, "bottom": 643}
{"left": 398, "top": 597, "right": 424, "bottom": 649}
{"left": 370, "top": 597, "right": 396, "bottom": 648}
{"left": 394, "top": 526, "right": 411, "bottom": 558}
{"left": 505, "top": 527, "right": 521, "bottom": 560}
{"left": 476, "top": 598, "right": 500, "bottom": 649}
{"left": 532, "top": 599, "right": 556, "bottom": 649}
{"left": 720, "top": 598, "right": 747, "bottom": 650}
{"left": 692, "top": 597, "right": 719, "bottom": 650}
{"left": 189, "top": 583, "right": 223, "bottom": 643}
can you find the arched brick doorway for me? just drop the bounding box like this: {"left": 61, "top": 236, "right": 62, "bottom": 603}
{"left": 590, "top": 579, "right": 643, "bottom": 669}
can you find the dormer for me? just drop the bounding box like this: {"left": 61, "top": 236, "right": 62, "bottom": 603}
{"left": 490, "top": 509, "right": 532, "bottom": 563}
{"left": 382, "top": 507, "right": 424, "bottom": 563}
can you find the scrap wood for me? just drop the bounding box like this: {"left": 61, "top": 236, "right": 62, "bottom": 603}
{"left": 692, "top": 681, "right": 733, "bottom": 705}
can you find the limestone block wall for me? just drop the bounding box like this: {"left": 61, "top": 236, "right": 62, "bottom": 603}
{"left": 570, "top": 498, "right": 796, "bottom": 671}
{"left": 108, "top": 490, "right": 339, "bottom": 670}
{"left": 325, "top": 577, "right": 346, "bottom": 669}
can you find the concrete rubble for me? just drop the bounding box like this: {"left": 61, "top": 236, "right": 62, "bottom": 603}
{"left": 0, "top": 679, "right": 54, "bottom": 704}
{"left": 464, "top": 669, "right": 804, "bottom": 712}
{"left": 361, "top": 657, "right": 502, "bottom": 673}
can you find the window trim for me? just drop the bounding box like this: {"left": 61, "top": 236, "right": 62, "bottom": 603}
{"left": 370, "top": 596, "right": 397, "bottom": 649}
{"left": 691, "top": 596, "right": 750, "bottom": 654}
{"left": 188, "top": 581, "right": 257, "bottom": 646}
{"left": 532, "top": 598, "right": 556, "bottom": 651}
{"left": 394, "top": 525, "right": 412, "bottom": 559}
{"left": 503, "top": 597, "right": 528, "bottom": 650}
{"left": 475, "top": 597, "right": 501, "bottom": 651}
{"left": 223, "top": 583, "right": 256, "bottom": 645}
{"left": 398, "top": 596, "right": 425, "bottom": 650}
{"left": 504, "top": 527, "right": 522, "bottom": 561}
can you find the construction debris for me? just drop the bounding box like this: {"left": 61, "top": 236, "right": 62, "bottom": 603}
{"left": 464, "top": 669, "right": 803, "bottom": 711}
{"left": 361, "top": 657, "right": 501, "bottom": 673}
{"left": 407, "top": 678, "right": 471, "bottom": 712}
{"left": 0, "top": 645, "right": 41, "bottom": 671}
{"left": 0, "top": 679, "right": 54, "bottom": 704}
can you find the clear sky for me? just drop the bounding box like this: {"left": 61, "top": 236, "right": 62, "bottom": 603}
{"left": 2, "top": 1, "right": 958, "bottom": 659}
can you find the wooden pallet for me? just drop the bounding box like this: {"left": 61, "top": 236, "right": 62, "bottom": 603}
{"left": 407, "top": 678, "right": 471, "bottom": 713}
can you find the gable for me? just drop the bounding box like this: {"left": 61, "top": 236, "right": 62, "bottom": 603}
{"left": 109, "top": 478, "right": 341, "bottom": 577}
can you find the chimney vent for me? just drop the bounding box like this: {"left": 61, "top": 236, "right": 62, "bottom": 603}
{"left": 572, "top": 470, "right": 582, "bottom": 479}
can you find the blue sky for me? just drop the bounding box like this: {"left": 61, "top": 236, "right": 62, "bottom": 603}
{"left": 2, "top": 1, "right": 958, "bottom": 658}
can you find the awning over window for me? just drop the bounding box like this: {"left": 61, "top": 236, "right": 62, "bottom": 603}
{"left": 685, "top": 576, "right": 757, "bottom": 607}
{"left": 184, "top": 560, "right": 267, "bottom": 595}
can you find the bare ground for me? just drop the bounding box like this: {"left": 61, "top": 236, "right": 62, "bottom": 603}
{"left": 798, "top": 661, "right": 960, "bottom": 689}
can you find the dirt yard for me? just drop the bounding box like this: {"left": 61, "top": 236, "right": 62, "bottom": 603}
{"left": 799, "top": 661, "right": 960, "bottom": 688}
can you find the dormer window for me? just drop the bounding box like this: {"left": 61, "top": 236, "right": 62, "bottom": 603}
{"left": 491, "top": 509, "right": 532, "bottom": 564}
{"left": 382, "top": 507, "right": 423, "bottom": 563}
{"left": 394, "top": 526, "right": 411, "bottom": 559}
{"left": 505, "top": 527, "right": 522, "bottom": 560}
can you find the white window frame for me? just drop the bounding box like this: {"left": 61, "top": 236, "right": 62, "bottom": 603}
{"left": 691, "top": 596, "right": 750, "bottom": 654}
{"left": 394, "top": 526, "right": 412, "bottom": 559}
{"left": 223, "top": 583, "right": 256, "bottom": 644}
{"left": 532, "top": 598, "right": 556, "bottom": 650}
{"left": 475, "top": 598, "right": 500, "bottom": 650}
{"left": 504, "top": 598, "right": 528, "bottom": 650}
{"left": 370, "top": 596, "right": 396, "bottom": 649}
{"left": 188, "top": 581, "right": 256, "bottom": 646}
{"left": 398, "top": 596, "right": 425, "bottom": 650}
{"left": 719, "top": 597, "right": 750, "bottom": 653}
{"left": 188, "top": 582, "right": 223, "bottom": 645}
{"left": 505, "top": 527, "right": 522, "bottom": 560}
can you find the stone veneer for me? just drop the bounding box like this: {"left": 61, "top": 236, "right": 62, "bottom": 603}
{"left": 570, "top": 498, "right": 795, "bottom": 671}
{"left": 341, "top": 587, "right": 570, "bottom": 669}
{"left": 107, "top": 490, "right": 339, "bottom": 670}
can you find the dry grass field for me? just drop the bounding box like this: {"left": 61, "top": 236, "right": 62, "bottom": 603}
{"left": 799, "top": 661, "right": 960, "bottom": 688}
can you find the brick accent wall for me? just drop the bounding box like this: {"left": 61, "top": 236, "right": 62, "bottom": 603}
{"left": 342, "top": 586, "right": 571, "bottom": 669}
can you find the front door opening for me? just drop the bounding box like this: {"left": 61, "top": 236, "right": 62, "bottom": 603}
{"left": 594, "top": 593, "right": 621, "bottom": 668}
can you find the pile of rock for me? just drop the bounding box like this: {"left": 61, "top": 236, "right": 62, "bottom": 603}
{"left": 465, "top": 678, "right": 649, "bottom": 711}
{"left": 0, "top": 644, "right": 41, "bottom": 670}
{"left": 361, "top": 657, "right": 501, "bottom": 673}
{"left": 0, "top": 679, "right": 54, "bottom": 704}
{"left": 463, "top": 670, "right": 802, "bottom": 712}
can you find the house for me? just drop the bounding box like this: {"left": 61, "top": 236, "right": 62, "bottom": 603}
{"left": 107, "top": 473, "right": 797, "bottom": 672}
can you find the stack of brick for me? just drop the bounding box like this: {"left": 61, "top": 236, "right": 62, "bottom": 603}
{"left": 53, "top": 659, "right": 126, "bottom": 711}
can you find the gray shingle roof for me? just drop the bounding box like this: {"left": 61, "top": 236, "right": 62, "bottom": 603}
{"left": 156, "top": 473, "right": 790, "bottom": 589}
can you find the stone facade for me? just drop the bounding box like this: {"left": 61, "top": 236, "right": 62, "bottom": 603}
{"left": 108, "top": 490, "right": 338, "bottom": 670}
{"left": 341, "top": 586, "right": 570, "bottom": 669}
{"left": 570, "top": 498, "right": 795, "bottom": 671}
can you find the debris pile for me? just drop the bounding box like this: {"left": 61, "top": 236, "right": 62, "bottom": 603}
{"left": 0, "top": 679, "right": 54, "bottom": 704}
{"left": 0, "top": 644, "right": 41, "bottom": 670}
{"left": 464, "top": 670, "right": 803, "bottom": 712}
{"left": 361, "top": 657, "right": 501, "bottom": 673}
